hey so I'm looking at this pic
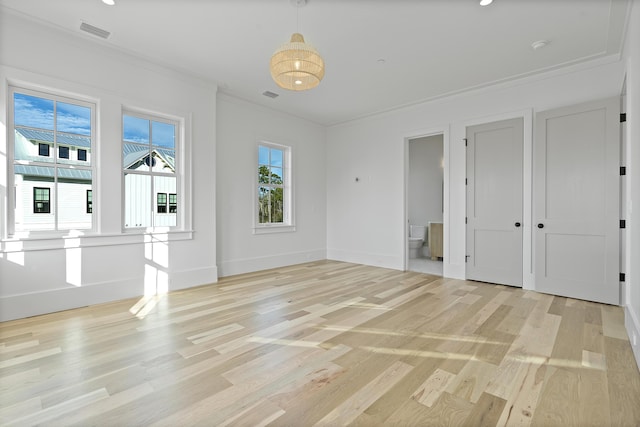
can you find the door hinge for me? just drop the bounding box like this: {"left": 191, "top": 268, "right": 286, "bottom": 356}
{"left": 465, "top": 217, "right": 468, "bottom": 224}
{"left": 620, "top": 273, "right": 626, "bottom": 282}
{"left": 620, "top": 113, "right": 626, "bottom": 123}
{"left": 620, "top": 219, "right": 626, "bottom": 229}
{"left": 465, "top": 255, "right": 470, "bottom": 263}
{"left": 465, "top": 178, "right": 468, "bottom": 185}
{"left": 463, "top": 138, "right": 468, "bottom": 147}
{"left": 621, "top": 166, "right": 627, "bottom": 176}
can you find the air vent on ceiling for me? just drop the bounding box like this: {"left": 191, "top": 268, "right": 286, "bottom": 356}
{"left": 263, "top": 91, "right": 279, "bottom": 99}
{"left": 80, "top": 22, "right": 111, "bottom": 39}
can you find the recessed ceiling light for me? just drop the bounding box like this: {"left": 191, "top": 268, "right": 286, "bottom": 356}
{"left": 377, "top": 58, "right": 386, "bottom": 64}
{"left": 531, "top": 40, "right": 549, "bottom": 50}
{"left": 479, "top": 0, "right": 493, "bottom": 5}
{"left": 102, "top": 0, "right": 115, "bottom": 5}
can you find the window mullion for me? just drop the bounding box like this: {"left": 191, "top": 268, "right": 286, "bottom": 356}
{"left": 268, "top": 184, "right": 272, "bottom": 224}
{"left": 148, "top": 121, "right": 153, "bottom": 227}
{"left": 53, "top": 100, "right": 59, "bottom": 231}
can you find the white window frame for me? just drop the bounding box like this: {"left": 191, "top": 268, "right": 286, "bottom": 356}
{"left": 121, "top": 108, "right": 183, "bottom": 232}
{"left": 7, "top": 85, "right": 96, "bottom": 238}
{"left": 254, "top": 141, "right": 294, "bottom": 234}
{"left": 1, "top": 77, "right": 193, "bottom": 253}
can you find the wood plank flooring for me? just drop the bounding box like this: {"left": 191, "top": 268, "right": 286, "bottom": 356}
{"left": 1, "top": 260, "right": 639, "bottom": 426}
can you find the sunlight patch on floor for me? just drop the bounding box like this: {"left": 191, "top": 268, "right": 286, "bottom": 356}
{"left": 319, "top": 325, "right": 499, "bottom": 345}
{"left": 129, "top": 295, "right": 164, "bottom": 319}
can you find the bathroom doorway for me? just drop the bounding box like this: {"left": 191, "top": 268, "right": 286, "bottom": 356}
{"left": 407, "top": 134, "right": 444, "bottom": 275}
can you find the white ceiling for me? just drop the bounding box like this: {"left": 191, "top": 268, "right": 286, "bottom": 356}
{"left": 0, "top": 0, "right": 631, "bottom": 126}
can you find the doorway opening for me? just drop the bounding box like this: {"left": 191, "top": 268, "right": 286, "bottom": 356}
{"left": 407, "top": 134, "right": 444, "bottom": 275}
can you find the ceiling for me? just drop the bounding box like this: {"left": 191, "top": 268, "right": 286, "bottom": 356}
{"left": 0, "top": 0, "right": 631, "bottom": 126}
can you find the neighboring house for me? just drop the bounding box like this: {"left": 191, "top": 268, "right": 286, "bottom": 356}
{"left": 13, "top": 127, "right": 93, "bottom": 231}
{"left": 13, "top": 127, "right": 177, "bottom": 231}
{"left": 122, "top": 143, "right": 177, "bottom": 228}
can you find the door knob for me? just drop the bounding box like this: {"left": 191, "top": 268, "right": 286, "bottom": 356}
{"left": 515, "top": 222, "right": 521, "bottom": 227}
{"left": 537, "top": 223, "right": 544, "bottom": 229}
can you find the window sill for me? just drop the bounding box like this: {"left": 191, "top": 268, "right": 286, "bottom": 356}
{"left": 253, "top": 224, "right": 296, "bottom": 235}
{"left": 1, "top": 229, "right": 193, "bottom": 253}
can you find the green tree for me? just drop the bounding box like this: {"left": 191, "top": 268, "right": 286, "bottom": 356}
{"left": 258, "top": 166, "right": 283, "bottom": 223}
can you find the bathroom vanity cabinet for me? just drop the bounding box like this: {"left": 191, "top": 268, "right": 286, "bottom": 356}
{"left": 428, "top": 222, "right": 443, "bottom": 260}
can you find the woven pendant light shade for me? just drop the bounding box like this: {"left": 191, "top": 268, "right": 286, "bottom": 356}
{"left": 270, "top": 33, "right": 325, "bottom": 91}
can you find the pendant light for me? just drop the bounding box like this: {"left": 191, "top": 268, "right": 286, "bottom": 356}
{"left": 270, "top": 0, "right": 325, "bottom": 91}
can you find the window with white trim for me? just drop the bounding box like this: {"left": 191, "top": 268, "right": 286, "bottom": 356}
{"left": 58, "top": 146, "right": 69, "bottom": 159}
{"left": 255, "top": 142, "right": 293, "bottom": 232}
{"left": 78, "top": 149, "right": 87, "bottom": 162}
{"left": 9, "top": 87, "right": 94, "bottom": 233}
{"left": 123, "top": 111, "right": 179, "bottom": 229}
{"left": 157, "top": 193, "right": 167, "bottom": 213}
{"left": 33, "top": 187, "right": 50, "bottom": 214}
{"left": 38, "top": 143, "right": 50, "bottom": 157}
{"left": 169, "top": 193, "right": 177, "bottom": 213}
{"left": 86, "top": 190, "right": 93, "bottom": 214}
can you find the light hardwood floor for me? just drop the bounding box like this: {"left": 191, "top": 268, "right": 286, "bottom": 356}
{"left": 1, "top": 260, "right": 639, "bottom": 426}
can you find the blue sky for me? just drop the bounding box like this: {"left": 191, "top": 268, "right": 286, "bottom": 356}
{"left": 123, "top": 114, "right": 175, "bottom": 148}
{"left": 258, "top": 146, "right": 283, "bottom": 167}
{"left": 14, "top": 93, "right": 91, "bottom": 136}
{"left": 14, "top": 93, "right": 174, "bottom": 148}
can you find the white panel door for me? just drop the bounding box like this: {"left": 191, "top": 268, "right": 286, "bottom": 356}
{"left": 466, "top": 118, "right": 523, "bottom": 286}
{"left": 534, "top": 98, "right": 619, "bottom": 304}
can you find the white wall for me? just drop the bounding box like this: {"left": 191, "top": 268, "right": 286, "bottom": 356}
{"left": 0, "top": 12, "right": 217, "bottom": 321}
{"left": 622, "top": 0, "right": 640, "bottom": 368}
{"left": 408, "top": 135, "right": 444, "bottom": 229}
{"left": 216, "top": 94, "right": 326, "bottom": 276}
{"left": 327, "top": 58, "right": 625, "bottom": 283}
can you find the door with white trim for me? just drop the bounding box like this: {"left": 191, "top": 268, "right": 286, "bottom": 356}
{"left": 534, "top": 98, "right": 619, "bottom": 304}
{"left": 466, "top": 118, "right": 524, "bottom": 286}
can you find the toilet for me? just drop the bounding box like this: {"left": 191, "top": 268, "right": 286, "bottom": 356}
{"left": 409, "top": 225, "right": 426, "bottom": 258}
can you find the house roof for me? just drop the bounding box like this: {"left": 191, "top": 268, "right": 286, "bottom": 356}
{"left": 16, "top": 128, "right": 91, "bottom": 148}
{"left": 14, "top": 165, "right": 91, "bottom": 180}
{"left": 14, "top": 128, "right": 174, "bottom": 179}
{"left": 123, "top": 144, "right": 175, "bottom": 171}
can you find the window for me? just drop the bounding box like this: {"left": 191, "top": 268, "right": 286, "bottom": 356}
{"left": 10, "top": 87, "right": 94, "bottom": 233}
{"left": 169, "top": 193, "right": 177, "bottom": 213}
{"left": 123, "top": 112, "right": 178, "bottom": 229}
{"left": 38, "top": 143, "right": 50, "bottom": 157}
{"left": 33, "top": 187, "right": 50, "bottom": 213}
{"left": 157, "top": 193, "right": 167, "bottom": 213}
{"left": 86, "top": 190, "right": 92, "bottom": 214}
{"left": 77, "top": 149, "right": 87, "bottom": 161}
{"left": 256, "top": 142, "right": 293, "bottom": 232}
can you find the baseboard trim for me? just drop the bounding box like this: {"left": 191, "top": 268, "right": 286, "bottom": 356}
{"left": 326, "top": 249, "right": 403, "bottom": 271}
{"left": 171, "top": 266, "right": 218, "bottom": 289}
{"left": 0, "top": 265, "right": 218, "bottom": 322}
{"left": 218, "top": 249, "right": 326, "bottom": 277}
{"left": 443, "top": 262, "right": 465, "bottom": 280}
{"left": 625, "top": 305, "right": 640, "bottom": 372}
